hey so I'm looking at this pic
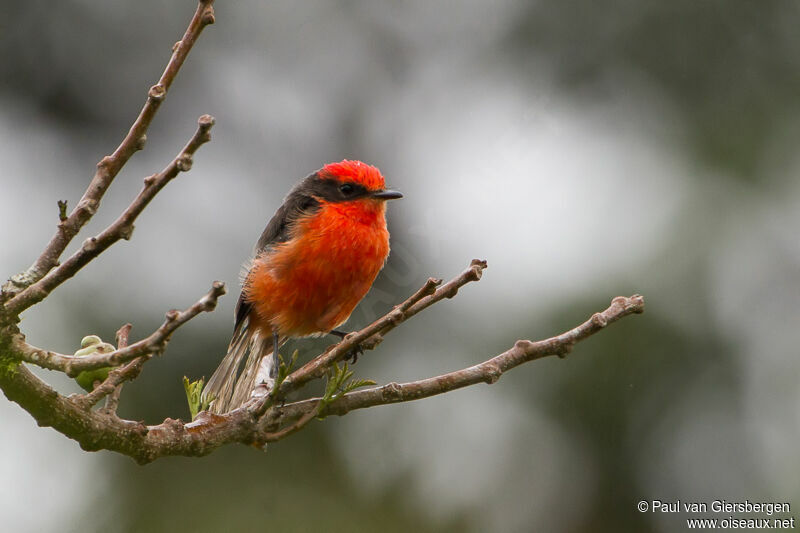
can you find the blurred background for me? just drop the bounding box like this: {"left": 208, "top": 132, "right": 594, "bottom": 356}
{"left": 1, "top": 1, "right": 799, "bottom": 531}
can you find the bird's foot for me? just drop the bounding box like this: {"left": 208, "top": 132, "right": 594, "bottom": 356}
{"left": 329, "top": 329, "right": 363, "bottom": 364}
{"left": 345, "top": 344, "right": 364, "bottom": 365}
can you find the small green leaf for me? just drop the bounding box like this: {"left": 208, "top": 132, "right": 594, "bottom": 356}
{"left": 341, "top": 378, "right": 377, "bottom": 395}
{"left": 318, "top": 362, "right": 377, "bottom": 417}
{"left": 183, "top": 376, "right": 212, "bottom": 420}
{"left": 75, "top": 367, "right": 111, "bottom": 392}
{"left": 270, "top": 350, "right": 299, "bottom": 401}
{"left": 73, "top": 334, "right": 115, "bottom": 392}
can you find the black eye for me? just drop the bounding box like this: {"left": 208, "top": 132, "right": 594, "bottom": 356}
{"left": 339, "top": 183, "right": 355, "bottom": 195}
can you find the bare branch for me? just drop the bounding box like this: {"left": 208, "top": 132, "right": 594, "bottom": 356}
{"left": 16, "top": 281, "right": 226, "bottom": 376}
{"left": 0, "top": 257, "right": 644, "bottom": 463}
{"left": 5, "top": 115, "right": 216, "bottom": 316}
{"left": 101, "top": 324, "right": 134, "bottom": 414}
{"left": 0, "top": 1, "right": 650, "bottom": 465}
{"left": 268, "top": 294, "right": 646, "bottom": 425}
{"left": 1, "top": 0, "right": 215, "bottom": 299}
{"left": 256, "top": 402, "right": 322, "bottom": 446}
{"left": 397, "top": 276, "right": 443, "bottom": 312}
{"left": 279, "top": 259, "right": 487, "bottom": 396}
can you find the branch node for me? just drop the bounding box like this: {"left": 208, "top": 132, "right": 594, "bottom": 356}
{"left": 165, "top": 418, "right": 186, "bottom": 432}
{"left": 381, "top": 382, "right": 403, "bottom": 402}
{"left": 176, "top": 154, "right": 193, "bottom": 172}
{"left": 202, "top": 281, "right": 227, "bottom": 310}
{"left": 555, "top": 342, "right": 573, "bottom": 359}
{"left": 468, "top": 258, "right": 488, "bottom": 280}
{"left": 361, "top": 334, "right": 383, "bottom": 350}
{"left": 201, "top": 6, "right": 216, "bottom": 25}
{"left": 120, "top": 225, "right": 135, "bottom": 240}
{"left": 165, "top": 309, "right": 180, "bottom": 322}
{"left": 483, "top": 363, "right": 502, "bottom": 384}
{"left": 82, "top": 236, "right": 98, "bottom": 252}
{"left": 78, "top": 198, "right": 98, "bottom": 216}
{"left": 630, "top": 294, "right": 645, "bottom": 312}
{"left": 135, "top": 134, "right": 147, "bottom": 151}
{"left": 172, "top": 40, "right": 182, "bottom": 53}
{"left": 591, "top": 312, "right": 608, "bottom": 328}
{"left": 514, "top": 339, "right": 533, "bottom": 351}
{"left": 148, "top": 84, "right": 166, "bottom": 102}
{"left": 97, "top": 156, "right": 113, "bottom": 171}
{"left": 143, "top": 174, "right": 157, "bottom": 186}
{"left": 198, "top": 114, "right": 215, "bottom": 128}
{"left": 387, "top": 309, "right": 405, "bottom": 326}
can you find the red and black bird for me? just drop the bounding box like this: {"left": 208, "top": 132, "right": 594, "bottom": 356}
{"left": 203, "top": 160, "right": 402, "bottom": 413}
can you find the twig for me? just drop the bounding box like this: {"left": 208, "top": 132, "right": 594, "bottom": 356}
{"left": 102, "top": 324, "right": 134, "bottom": 413}
{"left": 256, "top": 401, "right": 322, "bottom": 445}
{"left": 397, "top": 276, "right": 443, "bottom": 312}
{"left": 2, "top": 1, "right": 215, "bottom": 300}
{"left": 5, "top": 115, "right": 216, "bottom": 316}
{"left": 268, "top": 294, "right": 646, "bottom": 424}
{"left": 16, "top": 281, "right": 226, "bottom": 376}
{"left": 279, "top": 259, "right": 487, "bottom": 396}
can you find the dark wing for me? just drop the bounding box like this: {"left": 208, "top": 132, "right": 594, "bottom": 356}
{"left": 233, "top": 173, "right": 323, "bottom": 332}
{"left": 256, "top": 173, "right": 328, "bottom": 251}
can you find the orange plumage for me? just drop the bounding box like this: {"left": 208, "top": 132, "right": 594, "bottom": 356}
{"left": 203, "top": 160, "right": 401, "bottom": 413}
{"left": 246, "top": 197, "right": 390, "bottom": 337}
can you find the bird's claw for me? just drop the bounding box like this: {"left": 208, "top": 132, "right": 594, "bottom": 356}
{"left": 345, "top": 344, "right": 364, "bottom": 365}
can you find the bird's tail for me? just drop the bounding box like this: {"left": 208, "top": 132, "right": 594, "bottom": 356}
{"left": 203, "top": 317, "right": 280, "bottom": 414}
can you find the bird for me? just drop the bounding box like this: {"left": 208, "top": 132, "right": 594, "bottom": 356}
{"left": 203, "top": 160, "right": 402, "bottom": 414}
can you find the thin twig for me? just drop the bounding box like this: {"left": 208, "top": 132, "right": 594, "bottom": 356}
{"left": 280, "top": 259, "right": 487, "bottom": 395}
{"left": 256, "top": 401, "right": 322, "bottom": 445}
{"left": 267, "top": 294, "right": 646, "bottom": 424}
{"left": 16, "top": 281, "right": 226, "bottom": 376}
{"left": 5, "top": 115, "right": 215, "bottom": 316}
{"left": 101, "top": 324, "right": 134, "bottom": 413}
{"left": 2, "top": 1, "right": 215, "bottom": 302}
{"left": 397, "top": 276, "right": 443, "bottom": 312}
{"left": 2, "top": 1, "right": 216, "bottom": 301}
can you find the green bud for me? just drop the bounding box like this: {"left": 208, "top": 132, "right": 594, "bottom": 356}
{"left": 73, "top": 335, "right": 115, "bottom": 392}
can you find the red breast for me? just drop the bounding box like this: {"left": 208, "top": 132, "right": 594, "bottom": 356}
{"left": 244, "top": 160, "right": 397, "bottom": 337}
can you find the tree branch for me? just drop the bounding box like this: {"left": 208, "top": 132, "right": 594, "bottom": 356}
{"left": 264, "top": 294, "right": 645, "bottom": 428}
{"left": 5, "top": 115, "right": 216, "bottom": 316}
{"left": 0, "top": 254, "right": 645, "bottom": 463}
{"left": 256, "top": 401, "right": 322, "bottom": 446}
{"left": 15, "top": 281, "right": 226, "bottom": 376}
{"left": 2, "top": 0, "right": 216, "bottom": 296}
{"left": 279, "top": 259, "right": 487, "bottom": 397}
{"left": 0, "top": 1, "right": 649, "bottom": 465}
{"left": 101, "top": 324, "right": 134, "bottom": 414}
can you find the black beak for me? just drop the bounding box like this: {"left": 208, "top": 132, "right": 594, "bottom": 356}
{"left": 371, "top": 189, "right": 403, "bottom": 200}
